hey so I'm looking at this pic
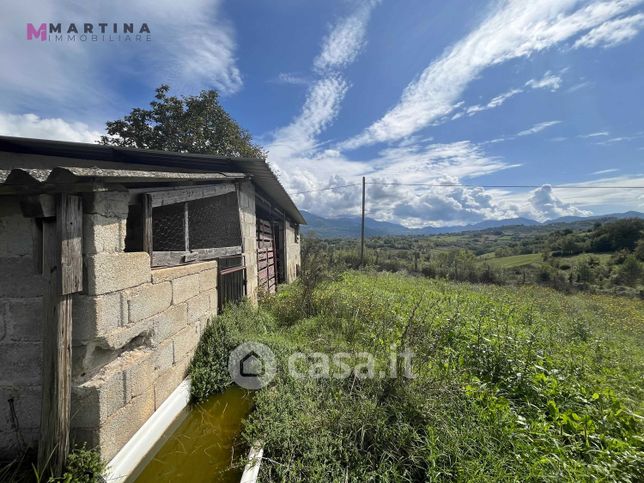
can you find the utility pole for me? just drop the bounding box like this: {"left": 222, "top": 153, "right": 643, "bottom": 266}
{"left": 360, "top": 176, "right": 366, "bottom": 266}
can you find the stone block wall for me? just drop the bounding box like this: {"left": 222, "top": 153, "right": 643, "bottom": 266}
{"left": 0, "top": 197, "right": 43, "bottom": 456}
{"left": 70, "top": 190, "right": 218, "bottom": 461}
{"left": 285, "top": 222, "right": 301, "bottom": 283}
{"left": 238, "top": 181, "right": 258, "bottom": 304}
{"left": 0, "top": 181, "right": 273, "bottom": 461}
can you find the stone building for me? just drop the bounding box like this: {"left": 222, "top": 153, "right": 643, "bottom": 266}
{"left": 0, "top": 136, "right": 304, "bottom": 467}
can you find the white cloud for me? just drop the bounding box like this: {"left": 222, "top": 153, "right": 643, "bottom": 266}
{"left": 286, "top": 139, "right": 521, "bottom": 224}
{"left": 591, "top": 168, "right": 619, "bottom": 174}
{"left": 464, "top": 88, "right": 523, "bottom": 116}
{"left": 580, "top": 131, "right": 610, "bottom": 138}
{"left": 342, "top": 0, "right": 643, "bottom": 149}
{"left": 314, "top": 0, "right": 380, "bottom": 72}
{"left": 524, "top": 185, "right": 592, "bottom": 221}
{"left": 574, "top": 13, "right": 644, "bottom": 48}
{"left": 0, "top": 0, "right": 242, "bottom": 117}
{"left": 0, "top": 112, "right": 101, "bottom": 143}
{"left": 268, "top": 1, "right": 380, "bottom": 179}
{"left": 525, "top": 71, "right": 562, "bottom": 91}
{"left": 271, "top": 73, "right": 310, "bottom": 86}
{"left": 517, "top": 120, "right": 562, "bottom": 136}
{"left": 270, "top": 76, "right": 349, "bottom": 159}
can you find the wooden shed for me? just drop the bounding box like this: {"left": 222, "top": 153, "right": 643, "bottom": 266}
{"left": 0, "top": 136, "right": 304, "bottom": 472}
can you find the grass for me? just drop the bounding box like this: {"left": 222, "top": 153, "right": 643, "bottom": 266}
{"left": 189, "top": 271, "right": 644, "bottom": 482}
{"left": 483, "top": 253, "right": 543, "bottom": 268}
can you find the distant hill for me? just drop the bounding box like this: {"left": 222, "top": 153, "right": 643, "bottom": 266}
{"left": 300, "top": 210, "right": 644, "bottom": 238}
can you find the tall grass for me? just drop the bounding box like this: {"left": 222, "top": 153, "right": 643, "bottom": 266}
{"left": 190, "top": 272, "right": 644, "bottom": 481}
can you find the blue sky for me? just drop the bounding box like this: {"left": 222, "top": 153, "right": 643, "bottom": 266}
{"left": 1, "top": 0, "right": 643, "bottom": 227}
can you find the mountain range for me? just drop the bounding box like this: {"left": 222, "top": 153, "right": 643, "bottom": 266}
{"left": 300, "top": 210, "right": 644, "bottom": 238}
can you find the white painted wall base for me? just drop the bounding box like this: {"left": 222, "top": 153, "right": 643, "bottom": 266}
{"left": 105, "top": 379, "right": 191, "bottom": 483}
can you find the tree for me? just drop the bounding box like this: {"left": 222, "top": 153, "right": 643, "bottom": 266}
{"left": 635, "top": 239, "right": 644, "bottom": 261}
{"left": 617, "top": 255, "right": 642, "bottom": 287}
{"left": 100, "top": 85, "right": 266, "bottom": 158}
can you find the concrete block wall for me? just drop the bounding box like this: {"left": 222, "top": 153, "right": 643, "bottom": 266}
{"left": 0, "top": 197, "right": 43, "bottom": 457}
{"left": 70, "top": 190, "right": 218, "bottom": 461}
{"left": 285, "top": 223, "right": 301, "bottom": 283}
{"left": 238, "top": 181, "right": 258, "bottom": 304}
{"left": 0, "top": 182, "right": 271, "bottom": 461}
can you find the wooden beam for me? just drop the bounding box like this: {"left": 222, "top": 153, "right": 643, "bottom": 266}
{"left": 142, "top": 194, "right": 153, "bottom": 264}
{"left": 19, "top": 194, "right": 56, "bottom": 218}
{"left": 59, "top": 195, "right": 83, "bottom": 294}
{"left": 149, "top": 183, "right": 235, "bottom": 208}
{"left": 151, "top": 246, "right": 242, "bottom": 267}
{"left": 38, "top": 194, "right": 82, "bottom": 477}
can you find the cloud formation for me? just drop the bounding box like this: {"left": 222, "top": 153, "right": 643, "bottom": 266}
{"left": 517, "top": 120, "right": 562, "bottom": 137}
{"left": 574, "top": 12, "right": 644, "bottom": 48}
{"left": 342, "top": 0, "right": 643, "bottom": 149}
{"left": 0, "top": 0, "right": 242, "bottom": 118}
{"left": 0, "top": 113, "right": 101, "bottom": 143}
{"left": 525, "top": 185, "right": 592, "bottom": 220}
{"left": 314, "top": 0, "right": 380, "bottom": 72}
{"left": 525, "top": 71, "right": 563, "bottom": 91}
{"left": 268, "top": 1, "right": 380, "bottom": 168}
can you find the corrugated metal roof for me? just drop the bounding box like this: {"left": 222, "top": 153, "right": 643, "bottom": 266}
{"left": 0, "top": 135, "right": 306, "bottom": 224}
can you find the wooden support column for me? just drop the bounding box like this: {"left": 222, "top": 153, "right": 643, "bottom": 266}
{"left": 38, "top": 194, "right": 82, "bottom": 477}
{"left": 142, "top": 193, "right": 153, "bottom": 264}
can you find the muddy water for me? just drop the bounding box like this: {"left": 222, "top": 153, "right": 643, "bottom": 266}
{"left": 133, "top": 387, "right": 253, "bottom": 483}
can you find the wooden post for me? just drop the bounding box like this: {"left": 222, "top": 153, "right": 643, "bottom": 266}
{"left": 38, "top": 194, "right": 82, "bottom": 477}
{"left": 360, "top": 176, "right": 366, "bottom": 267}
{"left": 142, "top": 194, "right": 153, "bottom": 263}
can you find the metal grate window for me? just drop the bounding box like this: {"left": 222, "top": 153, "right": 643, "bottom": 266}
{"left": 152, "top": 202, "right": 185, "bottom": 251}
{"left": 188, "top": 192, "right": 241, "bottom": 249}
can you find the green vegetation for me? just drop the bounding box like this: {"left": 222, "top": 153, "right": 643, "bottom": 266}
{"left": 311, "top": 218, "right": 644, "bottom": 297}
{"left": 0, "top": 444, "right": 106, "bottom": 483}
{"left": 484, "top": 253, "right": 542, "bottom": 268}
{"left": 100, "top": 84, "right": 266, "bottom": 158}
{"left": 189, "top": 270, "right": 643, "bottom": 481}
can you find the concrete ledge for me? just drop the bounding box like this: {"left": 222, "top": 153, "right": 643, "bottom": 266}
{"left": 105, "top": 379, "right": 190, "bottom": 483}
{"left": 151, "top": 261, "right": 217, "bottom": 284}
{"left": 240, "top": 443, "right": 264, "bottom": 483}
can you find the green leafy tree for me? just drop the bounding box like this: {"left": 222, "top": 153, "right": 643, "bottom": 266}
{"left": 635, "top": 239, "right": 644, "bottom": 261}
{"left": 100, "top": 85, "right": 266, "bottom": 158}
{"left": 617, "top": 255, "right": 642, "bottom": 286}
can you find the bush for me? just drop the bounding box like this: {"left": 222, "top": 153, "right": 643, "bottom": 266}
{"left": 58, "top": 445, "right": 106, "bottom": 483}
{"left": 188, "top": 316, "right": 238, "bottom": 403}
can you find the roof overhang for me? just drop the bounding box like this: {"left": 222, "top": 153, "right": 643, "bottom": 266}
{"left": 0, "top": 135, "right": 306, "bottom": 224}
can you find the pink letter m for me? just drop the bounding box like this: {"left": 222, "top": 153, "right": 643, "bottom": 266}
{"left": 27, "top": 23, "right": 47, "bottom": 41}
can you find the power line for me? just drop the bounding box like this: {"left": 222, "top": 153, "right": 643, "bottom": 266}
{"left": 292, "top": 183, "right": 362, "bottom": 194}
{"left": 367, "top": 182, "right": 644, "bottom": 189}
{"left": 291, "top": 181, "right": 644, "bottom": 195}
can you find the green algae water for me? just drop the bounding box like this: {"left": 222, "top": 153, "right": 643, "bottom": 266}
{"left": 133, "top": 387, "right": 253, "bottom": 483}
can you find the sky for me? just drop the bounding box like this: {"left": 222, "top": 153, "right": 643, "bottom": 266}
{"left": 1, "top": 0, "right": 644, "bottom": 227}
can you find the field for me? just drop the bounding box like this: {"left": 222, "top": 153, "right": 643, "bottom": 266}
{"left": 190, "top": 271, "right": 644, "bottom": 482}
{"left": 482, "top": 253, "right": 542, "bottom": 268}
{"left": 314, "top": 217, "right": 644, "bottom": 296}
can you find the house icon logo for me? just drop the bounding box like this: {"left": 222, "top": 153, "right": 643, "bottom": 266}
{"left": 228, "top": 342, "right": 277, "bottom": 390}
{"left": 240, "top": 351, "right": 265, "bottom": 378}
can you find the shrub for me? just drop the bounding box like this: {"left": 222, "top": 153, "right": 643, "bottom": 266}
{"left": 188, "top": 316, "right": 238, "bottom": 403}
{"left": 59, "top": 445, "right": 106, "bottom": 483}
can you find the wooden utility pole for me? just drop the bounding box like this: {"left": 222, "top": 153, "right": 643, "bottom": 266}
{"left": 360, "top": 176, "right": 366, "bottom": 266}
{"left": 38, "top": 194, "right": 82, "bottom": 477}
